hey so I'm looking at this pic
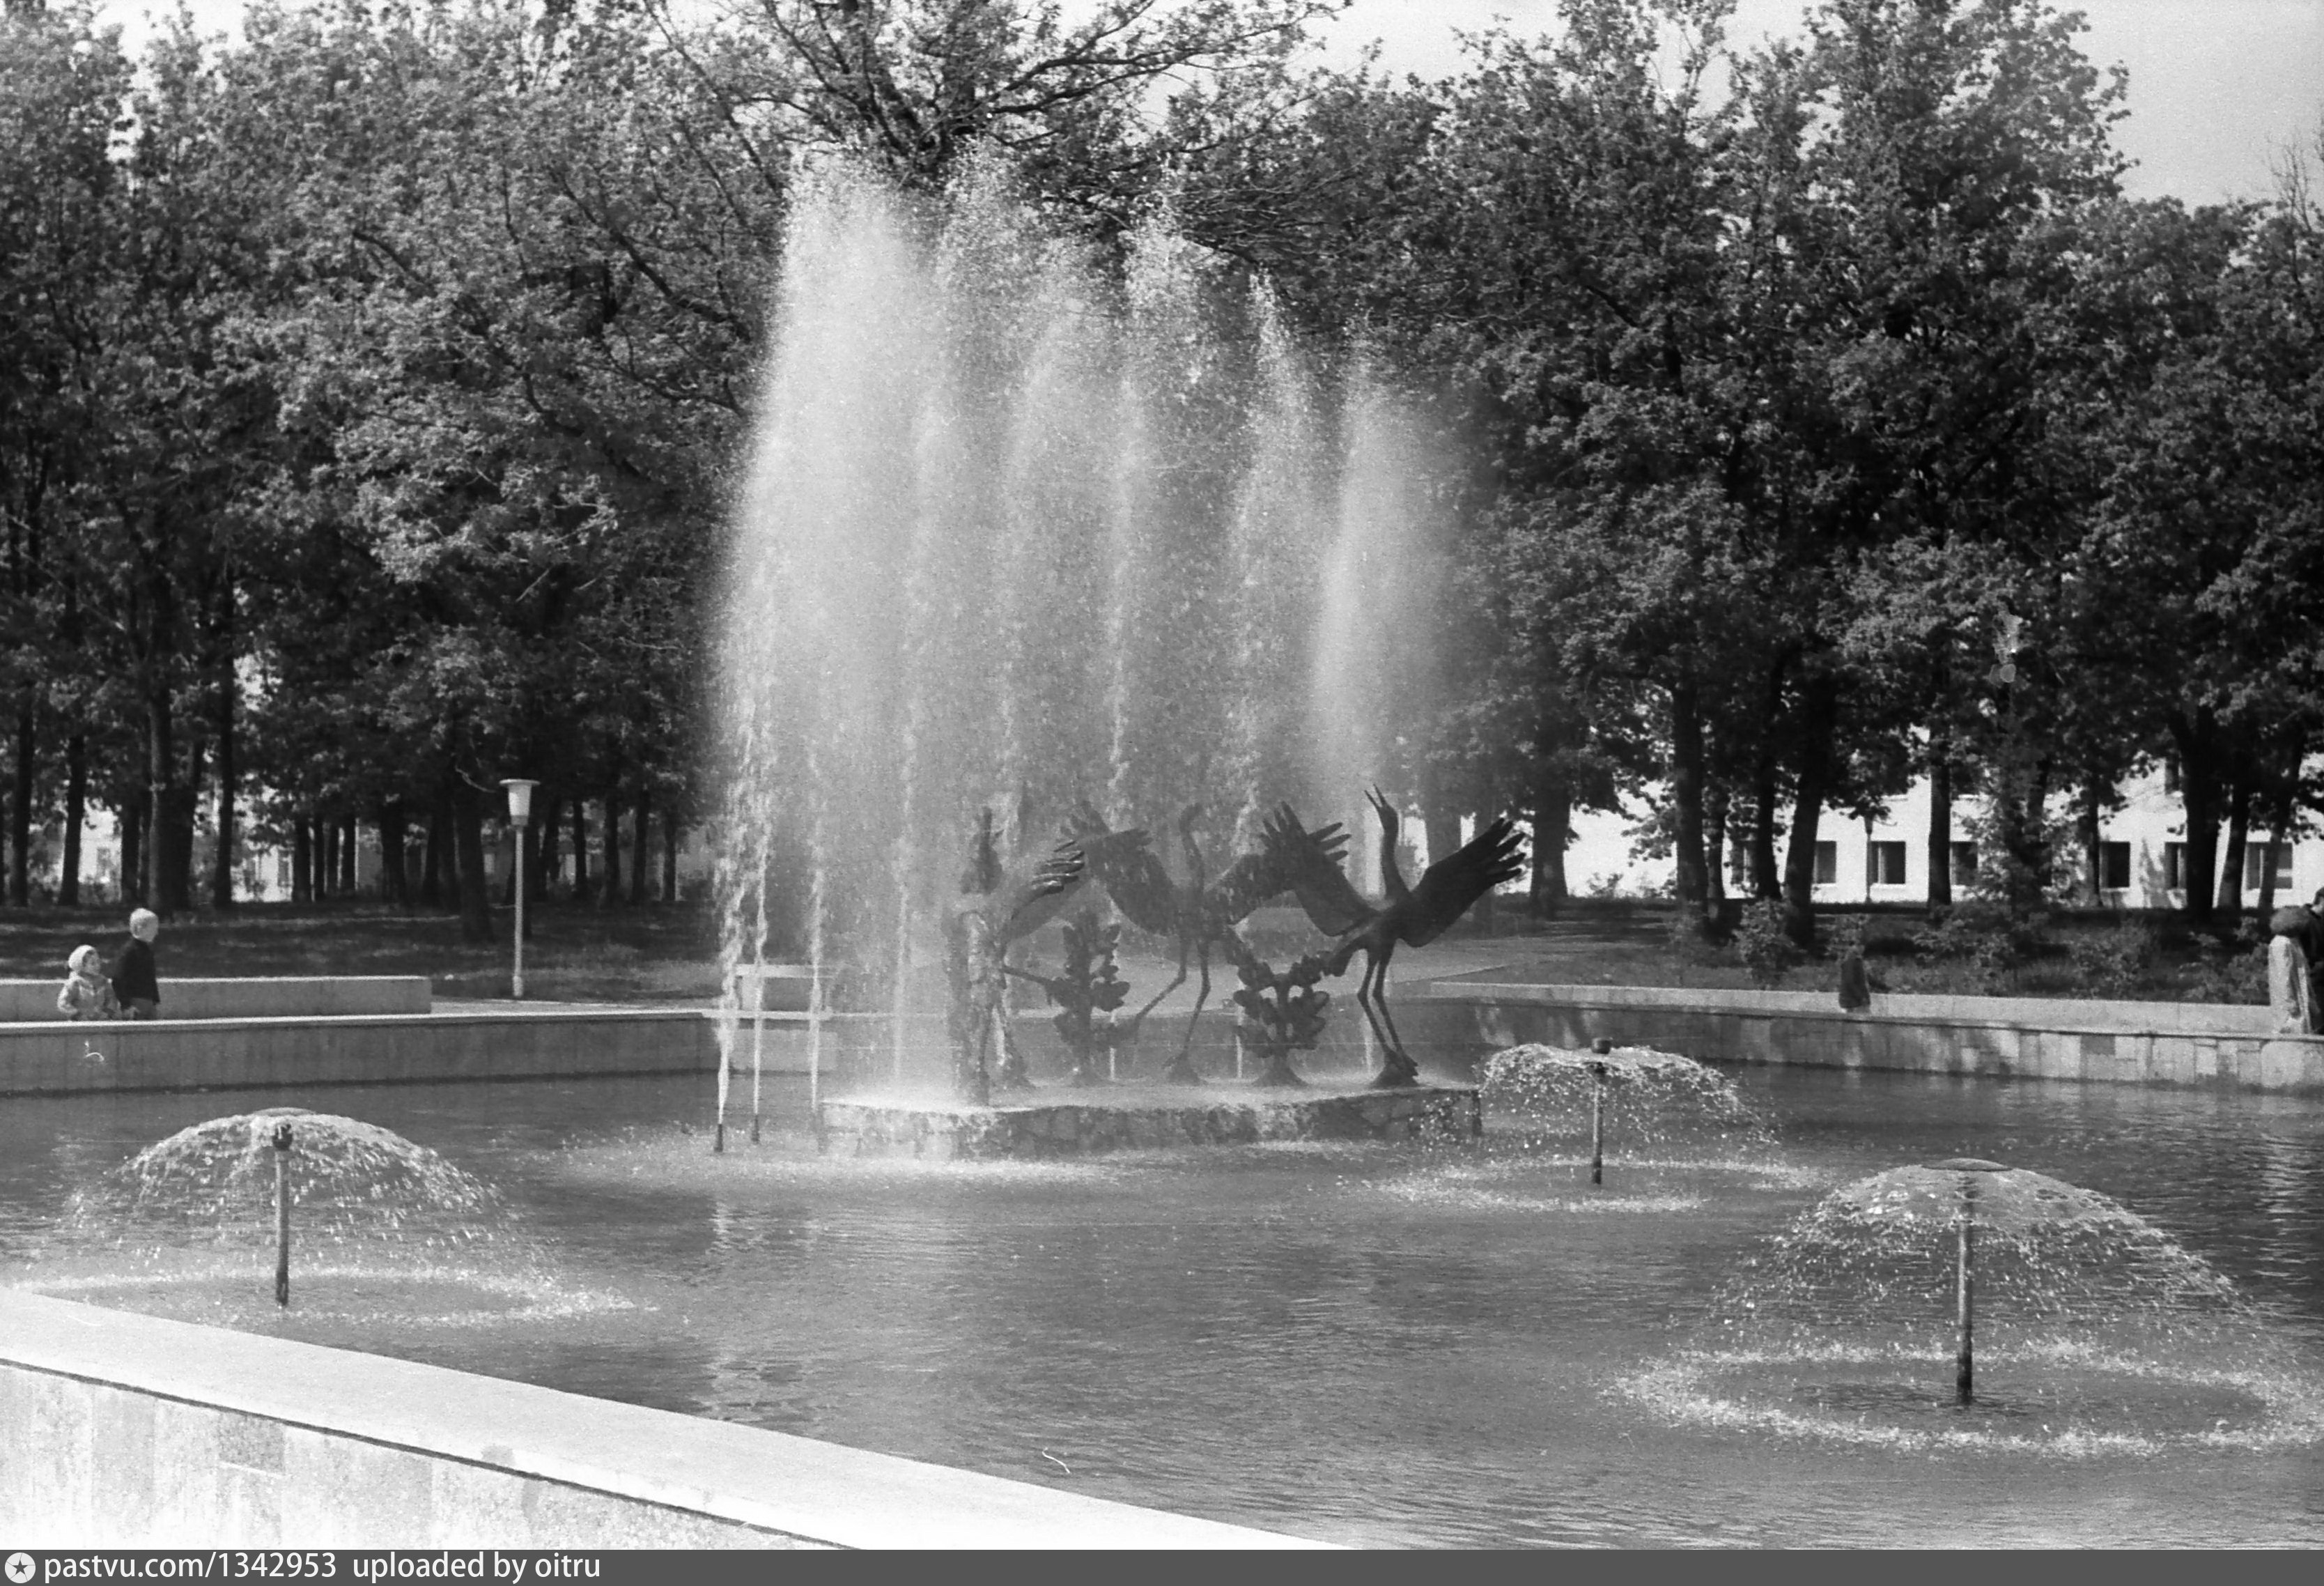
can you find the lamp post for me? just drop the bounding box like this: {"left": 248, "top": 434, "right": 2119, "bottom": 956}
{"left": 501, "top": 779, "right": 539, "bottom": 999}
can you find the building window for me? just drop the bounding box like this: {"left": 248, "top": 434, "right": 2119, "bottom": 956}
{"left": 1950, "top": 842, "right": 1978, "bottom": 886}
{"left": 1813, "top": 841, "right": 1837, "bottom": 884}
{"left": 2100, "top": 841, "right": 2131, "bottom": 891}
{"left": 1868, "top": 841, "right": 1907, "bottom": 886}
{"left": 2165, "top": 842, "right": 2187, "bottom": 891}
{"left": 2164, "top": 755, "right": 2181, "bottom": 794}
{"left": 276, "top": 855, "right": 292, "bottom": 888}
{"left": 2245, "top": 842, "right": 2293, "bottom": 892}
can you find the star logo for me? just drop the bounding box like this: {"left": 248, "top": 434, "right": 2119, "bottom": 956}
{"left": 5, "top": 1552, "right": 36, "bottom": 1585}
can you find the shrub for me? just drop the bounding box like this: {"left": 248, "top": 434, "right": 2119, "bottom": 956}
{"left": 1735, "top": 900, "right": 1802, "bottom": 989}
{"left": 1912, "top": 900, "right": 2045, "bottom": 992}
{"left": 2183, "top": 925, "right": 2269, "bottom": 1006}
{"left": 2066, "top": 921, "right": 2158, "bottom": 999}
{"left": 1662, "top": 904, "right": 1723, "bottom": 983}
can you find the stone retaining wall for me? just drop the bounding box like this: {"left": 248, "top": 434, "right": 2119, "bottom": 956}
{"left": 0, "top": 1008, "right": 715, "bottom": 1096}
{"left": 1404, "top": 983, "right": 2324, "bottom": 1093}
{"left": 1, "top": 976, "right": 431, "bottom": 1022}
{"left": 0, "top": 1290, "right": 1321, "bottom": 1548}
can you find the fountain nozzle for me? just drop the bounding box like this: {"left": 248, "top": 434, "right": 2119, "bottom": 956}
{"left": 271, "top": 1121, "right": 293, "bottom": 1309}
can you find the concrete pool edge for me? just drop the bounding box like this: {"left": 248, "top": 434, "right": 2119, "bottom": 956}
{"left": 0, "top": 1289, "right": 1331, "bottom": 1549}
{"left": 4, "top": 984, "right": 2318, "bottom": 1098}
{"left": 1414, "top": 982, "right": 2324, "bottom": 1094}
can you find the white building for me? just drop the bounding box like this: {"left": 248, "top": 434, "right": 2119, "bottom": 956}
{"left": 1563, "top": 762, "right": 2321, "bottom": 911}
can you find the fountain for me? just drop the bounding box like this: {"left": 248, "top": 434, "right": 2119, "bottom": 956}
{"left": 1622, "top": 1157, "right": 2324, "bottom": 1453}
{"left": 1482, "top": 1041, "right": 1778, "bottom": 1180}
{"left": 711, "top": 163, "right": 1502, "bottom": 1148}
{"left": 31, "top": 1107, "right": 607, "bottom": 1330}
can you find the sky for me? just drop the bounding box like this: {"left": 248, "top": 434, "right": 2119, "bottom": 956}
{"left": 86, "top": 0, "right": 2324, "bottom": 206}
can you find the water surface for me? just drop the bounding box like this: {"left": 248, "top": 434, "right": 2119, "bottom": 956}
{"left": 5, "top": 1065, "right": 2320, "bottom": 1548}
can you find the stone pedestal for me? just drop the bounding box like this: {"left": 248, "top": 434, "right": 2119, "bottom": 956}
{"left": 816, "top": 1084, "right": 1481, "bottom": 1160}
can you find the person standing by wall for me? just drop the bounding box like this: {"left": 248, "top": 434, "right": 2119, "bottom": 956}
{"left": 56, "top": 946, "right": 119, "bottom": 1021}
{"left": 2272, "top": 904, "right": 2318, "bottom": 1035}
{"left": 111, "top": 909, "right": 162, "bottom": 1020}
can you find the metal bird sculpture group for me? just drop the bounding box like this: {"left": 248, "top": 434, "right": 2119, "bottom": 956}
{"left": 958, "top": 787, "right": 1526, "bottom": 1094}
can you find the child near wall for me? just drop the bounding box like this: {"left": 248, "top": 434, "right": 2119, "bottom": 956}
{"left": 57, "top": 945, "right": 120, "bottom": 1022}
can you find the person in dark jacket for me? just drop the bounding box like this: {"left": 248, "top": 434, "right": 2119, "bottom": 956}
{"left": 111, "top": 908, "right": 161, "bottom": 1019}
{"left": 2303, "top": 888, "right": 2324, "bottom": 1017}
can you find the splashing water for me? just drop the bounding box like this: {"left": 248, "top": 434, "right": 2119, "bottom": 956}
{"left": 713, "top": 162, "right": 1462, "bottom": 1098}
{"left": 33, "top": 1109, "right": 611, "bottom": 1329}
{"left": 1621, "top": 1160, "right": 2324, "bottom": 1452}
{"left": 62, "top": 1108, "right": 506, "bottom": 1252}
{"left": 1481, "top": 1043, "right": 1777, "bottom": 1160}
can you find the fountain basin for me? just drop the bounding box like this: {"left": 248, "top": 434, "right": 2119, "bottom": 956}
{"left": 816, "top": 1083, "right": 1481, "bottom": 1160}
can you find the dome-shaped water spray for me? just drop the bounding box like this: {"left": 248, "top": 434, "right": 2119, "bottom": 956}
{"left": 1623, "top": 1157, "right": 2324, "bottom": 1453}
{"left": 1481, "top": 1042, "right": 1775, "bottom": 1183}
{"left": 36, "top": 1109, "right": 604, "bottom": 1329}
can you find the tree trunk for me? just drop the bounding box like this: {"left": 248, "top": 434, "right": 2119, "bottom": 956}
{"left": 379, "top": 801, "right": 409, "bottom": 909}
{"left": 9, "top": 701, "right": 32, "bottom": 907}
{"left": 340, "top": 813, "right": 357, "bottom": 895}
{"left": 1926, "top": 737, "right": 1953, "bottom": 912}
{"left": 1529, "top": 772, "right": 1571, "bottom": 918}
{"left": 121, "top": 795, "right": 145, "bottom": 906}
{"left": 1668, "top": 682, "right": 1708, "bottom": 912}
{"left": 2256, "top": 788, "right": 2294, "bottom": 925}
{"left": 571, "top": 798, "right": 589, "bottom": 900}
{"left": 145, "top": 690, "right": 194, "bottom": 916}
{"left": 536, "top": 794, "right": 561, "bottom": 900}
{"left": 1751, "top": 659, "right": 1786, "bottom": 900}
{"left": 2218, "top": 778, "right": 2249, "bottom": 934}
{"left": 2076, "top": 779, "right": 2102, "bottom": 907}
{"left": 1781, "top": 674, "right": 1838, "bottom": 948}
{"left": 59, "top": 734, "right": 86, "bottom": 907}
{"left": 663, "top": 812, "right": 679, "bottom": 903}
{"left": 210, "top": 676, "right": 236, "bottom": 909}
{"left": 1705, "top": 785, "right": 1729, "bottom": 910}
{"left": 293, "top": 816, "right": 312, "bottom": 903}
{"left": 630, "top": 786, "right": 651, "bottom": 905}
{"left": 421, "top": 794, "right": 447, "bottom": 909}
{"left": 2171, "top": 714, "right": 2223, "bottom": 926}
{"left": 319, "top": 816, "right": 336, "bottom": 899}
{"left": 601, "top": 790, "right": 623, "bottom": 906}
{"left": 451, "top": 778, "right": 493, "bottom": 944}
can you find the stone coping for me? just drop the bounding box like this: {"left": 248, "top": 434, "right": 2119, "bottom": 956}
{"left": 0, "top": 1288, "right": 1326, "bottom": 1550}
{"left": 1412, "top": 979, "right": 2288, "bottom": 1038}
{"left": 11, "top": 1005, "right": 711, "bottom": 1034}
{"left": 2, "top": 976, "right": 431, "bottom": 1023}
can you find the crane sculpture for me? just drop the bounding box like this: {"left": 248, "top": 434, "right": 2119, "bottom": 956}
{"left": 1269, "top": 790, "right": 1526, "bottom": 1087}
{"left": 1070, "top": 802, "right": 1344, "bottom": 1084}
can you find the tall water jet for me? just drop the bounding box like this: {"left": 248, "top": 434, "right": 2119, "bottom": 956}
{"left": 1310, "top": 367, "right": 1456, "bottom": 886}
{"left": 718, "top": 166, "right": 1464, "bottom": 1096}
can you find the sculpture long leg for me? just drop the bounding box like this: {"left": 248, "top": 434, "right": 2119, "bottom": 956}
{"left": 1368, "top": 955, "right": 1421, "bottom": 1088}
{"left": 1352, "top": 953, "right": 1393, "bottom": 1067}
{"left": 1161, "top": 936, "right": 1211, "bottom": 1086}
{"left": 1133, "top": 921, "right": 1192, "bottom": 1027}
{"left": 1354, "top": 951, "right": 1419, "bottom": 1088}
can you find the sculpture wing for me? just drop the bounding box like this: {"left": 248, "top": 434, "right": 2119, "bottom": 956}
{"left": 1074, "top": 824, "right": 1178, "bottom": 936}
{"left": 1262, "top": 804, "right": 1372, "bottom": 939}
{"left": 1398, "top": 817, "right": 1525, "bottom": 948}
{"left": 1207, "top": 848, "right": 1288, "bottom": 927}
{"left": 995, "top": 840, "right": 1089, "bottom": 942}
